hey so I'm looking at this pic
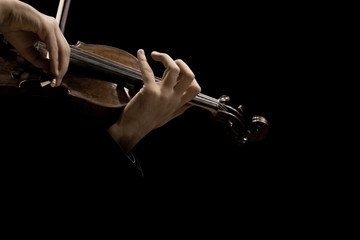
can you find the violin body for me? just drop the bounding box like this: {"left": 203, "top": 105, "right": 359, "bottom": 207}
{"left": 58, "top": 41, "right": 138, "bottom": 121}
{"left": 0, "top": 39, "right": 137, "bottom": 122}
{"left": 0, "top": 36, "right": 269, "bottom": 143}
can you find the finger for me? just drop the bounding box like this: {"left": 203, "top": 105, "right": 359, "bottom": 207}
{"left": 180, "top": 80, "right": 202, "bottom": 105}
{"left": 44, "top": 36, "right": 60, "bottom": 87}
{"left": 44, "top": 32, "right": 59, "bottom": 81}
{"left": 137, "top": 49, "right": 156, "bottom": 87}
{"left": 151, "top": 51, "right": 180, "bottom": 88}
{"left": 173, "top": 59, "right": 196, "bottom": 93}
{"left": 54, "top": 32, "right": 70, "bottom": 86}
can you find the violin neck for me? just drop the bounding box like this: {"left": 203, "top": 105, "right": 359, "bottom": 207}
{"left": 69, "top": 45, "right": 220, "bottom": 113}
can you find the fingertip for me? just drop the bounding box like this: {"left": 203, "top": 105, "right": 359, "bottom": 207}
{"left": 56, "top": 78, "right": 62, "bottom": 87}
{"left": 150, "top": 51, "right": 162, "bottom": 61}
{"left": 50, "top": 78, "right": 57, "bottom": 87}
{"left": 50, "top": 66, "right": 59, "bottom": 81}
{"left": 138, "top": 49, "right": 144, "bottom": 55}
{"left": 138, "top": 49, "right": 148, "bottom": 61}
{"left": 151, "top": 51, "right": 160, "bottom": 56}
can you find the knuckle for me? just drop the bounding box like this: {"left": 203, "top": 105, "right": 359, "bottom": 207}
{"left": 175, "top": 59, "right": 194, "bottom": 79}
{"left": 174, "top": 59, "right": 183, "bottom": 64}
{"left": 185, "top": 71, "right": 195, "bottom": 80}
{"left": 190, "top": 82, "right": 201, "bottom": 94}
{"left": 168, "top": 64, "right": 180, "bottom": 75}
{"left": 47, "top": 16, "right": 59, "bottom": 28}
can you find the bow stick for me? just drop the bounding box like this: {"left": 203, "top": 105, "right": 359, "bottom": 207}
{"left": 56, "top": 0, "right": 71, "bottom": 33}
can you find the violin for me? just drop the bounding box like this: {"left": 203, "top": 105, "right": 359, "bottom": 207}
{"left": 0, "top": 36, "right": 269, "bottom": 144}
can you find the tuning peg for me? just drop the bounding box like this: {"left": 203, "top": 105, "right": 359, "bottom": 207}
{"left": 219, "top": 95, "right": 230, "bottom": 104}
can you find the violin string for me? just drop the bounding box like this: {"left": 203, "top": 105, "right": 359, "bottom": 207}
{"left": 70, "top": 46, "right": 225, "bottom": 110}
{"left": 70, "top": 47, "right": 143, "bottom": 82}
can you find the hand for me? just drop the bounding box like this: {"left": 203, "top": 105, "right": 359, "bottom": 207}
{"left": 0, "top": 0, "right": 70, "bottom": 86}
{"left": 108, "top": 49, "right": 201, "bottom": 152}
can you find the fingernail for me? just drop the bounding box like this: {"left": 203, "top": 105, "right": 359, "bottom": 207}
{"left": 50, "top": 78, "right": 57, "bottom": 87}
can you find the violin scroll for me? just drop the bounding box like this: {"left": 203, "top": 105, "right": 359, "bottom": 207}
{"left": 245, "top": 115, "right": 269, "bottom": 142}
{"left": 213, "top": 94, "right": 269, "bottom": 143}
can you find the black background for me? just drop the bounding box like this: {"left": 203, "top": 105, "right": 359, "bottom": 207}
{"left": 18, "top": 0, "right": 326, "bottom": 231}
{"left": 21, "top": 0, "right": 306, "bottom": 189}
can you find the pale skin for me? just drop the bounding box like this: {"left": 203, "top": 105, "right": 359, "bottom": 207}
{"left": 0, "top": 0, "right": 70, "bottom": 85}
{"left": 0, "top": 0, "right": 201, "bottom": 153}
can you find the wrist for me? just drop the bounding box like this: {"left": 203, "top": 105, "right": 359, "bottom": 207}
{"left": 107, "top": 115, "right": 148, "bottom": 153}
